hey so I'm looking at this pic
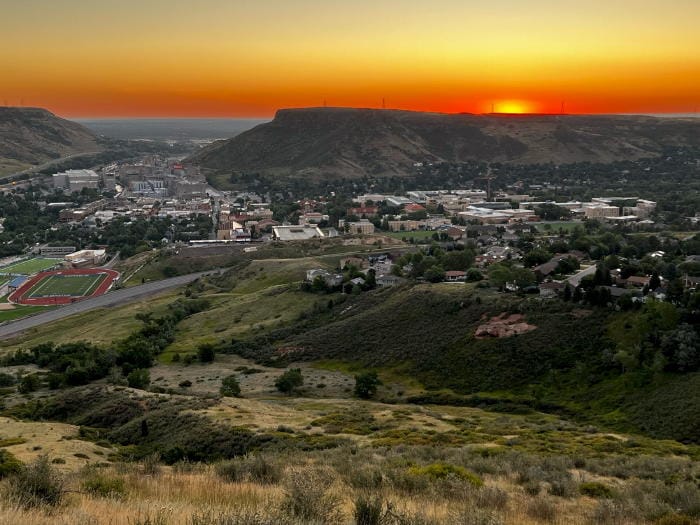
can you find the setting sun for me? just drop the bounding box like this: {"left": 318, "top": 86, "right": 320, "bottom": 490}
{"left": 493, "top": 101, "right": 532, "bottom": 114}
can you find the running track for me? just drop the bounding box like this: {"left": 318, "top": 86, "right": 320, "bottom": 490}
{"left": 0, "top": 270, "right": 222, "bottom": 340}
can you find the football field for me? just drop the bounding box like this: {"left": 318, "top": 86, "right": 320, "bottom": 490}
{"left": 27, "top": 273, "right": 106, "bottom": 298}
{"left": 0, "top": 258, "right": 62, "bottom": 275}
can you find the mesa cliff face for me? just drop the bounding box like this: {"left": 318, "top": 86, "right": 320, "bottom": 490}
{"left": 188, "top": 107, "right": 700, "bottom": 179}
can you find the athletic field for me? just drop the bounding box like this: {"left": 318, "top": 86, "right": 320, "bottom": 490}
{"left": 0, "top": 258, "right": 62, "bottom": 275}
{"left": 9, "top": 268, "right": 120, "bottom": 306}
{"left": 27, "top": 273, "right": 106, "bottom": 298}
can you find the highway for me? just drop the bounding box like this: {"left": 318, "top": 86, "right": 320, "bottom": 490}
{"left": 0, "top": 270, "right": 220, "bottom": 340}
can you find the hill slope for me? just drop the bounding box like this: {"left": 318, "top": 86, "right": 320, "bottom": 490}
{"left": 0, "top": 107, "right": 101, "bottom": 175}
{"left": 188, "top": 107, "right": 700, "bottom": 180}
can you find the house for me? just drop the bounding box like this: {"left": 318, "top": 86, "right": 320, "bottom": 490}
{"left": 350, "top": 277, "right": 366, "bottom": 286}
{"left": 347, "top": 206, "right": 379, "bottom": 218}
{"left": 377, "top": 274, "right": 404, "bottom": 287}
{"left": 306, "top": 269, "right": 343, "bottom": 288}
{"left": 539, "top": 281, "right": 566, "bottom": 298}
{"left": 445, "top": 270, "right": 467, "bottom": 282}
{"left": 625, "top": 275, "right": 651, "bottom": 288}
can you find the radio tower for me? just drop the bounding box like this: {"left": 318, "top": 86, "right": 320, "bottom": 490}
{"left": 382, "top": 98, "right": 386, "bottom": 109}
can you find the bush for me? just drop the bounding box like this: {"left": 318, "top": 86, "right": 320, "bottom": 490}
{"left": 82, "top": 471, "right": 126, "bottom": 498}
{"left": 215, "top": 455, "right": 282, "bottom": 485}
{"left": 0, "top": 449, "right": 23, "bottom": 479}
{"left": 354, "top": 372, "right": 381, "bottom": 399}
{"left": 8, "top": 455, "right": 64, "bottom": 508}
{"left": 580, "top": 481, "right": 614, "bottom": 499}
{"left": 0, "top": 372, "right": 16, "bottom": 387}
{"left": 526, "top": 497, "right": 557, "bottom": 523}
{"left": 127, "top": 368, "right": 150, "bottom": 389}
{"left": 220, "top": 375, "right": 241, "bottom": 397}
{"left": 275, "top": 368, "right": 303, "bottom": 395}
{"left": 18, "top": 373, "right": 41, "bottom": 394}
{"left": 354, "top": 494, "right": 387, "bottom": 525}
{"left": 197, "top": 344, "right": 216, "bottom": 363}
{"left": 656, "top": 515, "right": 696, "bottom": 525}
{"left": 282, "top": 466, "right": 342, "bottom": 523}
{"left": 408, "top": 463, "right": 483, "bottom": 487}
{"left": 179, "top": 380, "right": 192, "bottom": 388}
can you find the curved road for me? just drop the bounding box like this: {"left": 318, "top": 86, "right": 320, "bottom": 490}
{"left": 0, "top": 270, "right": 220, "bottom": 340}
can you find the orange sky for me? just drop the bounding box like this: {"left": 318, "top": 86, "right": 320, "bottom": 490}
{"left": 1, "top": 1, "right": 699, "bottom": 117}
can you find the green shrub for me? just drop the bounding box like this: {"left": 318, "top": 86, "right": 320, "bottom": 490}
{"left": 526, "top": 497, "right": 557, "bottom": 523}
{"left": 197, "top": 344, "right": 216, "bottom": 363}
{"left": 580, "top": 481, "right": 614, "bottom": 499}
{"left": 9, "top": 455, "right": 64, "bottom": 508}
{"left": 275, "top": 368, "right": 303, "bottom": 395}
{"left": 0, "top": 372, "right": 16, "bottom": 387}
{"left": 127, "top": 368, "right": 150, "bottom": 389}
{"left": 0, "top": 449, "right": 23, "bottom": 478}
{"left": 82, "top": 471, "right": 126, "bottom": 498}
{"left": 215, "top": 454, "right": 282, "bottom": 485}
{"left": 408, "top": 463, "right": 483, "bottom": 487}
{"left": 18, "top": 373, "right": 41, "bottom": 394}
{"left": 220, "top": 375, "right": 241, "bottom": 397}
{"left": 354, "top": 372, "right": 381, "bottom": 399}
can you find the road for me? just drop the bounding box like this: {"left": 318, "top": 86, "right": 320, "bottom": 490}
{"left": 0, "top": 270, "right": 220, "bottom": 340}
{"left": 567, "top": 264, "right": 597, "bottom": 287}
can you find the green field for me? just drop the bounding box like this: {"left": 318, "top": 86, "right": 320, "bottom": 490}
{"left": 0, "top": 305, "right": 51, "bottom": 322}
{"left": 27, "top": 273, "right": 105, "bottom": 298}
{"left": 0, "top": 258, "right": 62, "bottom": 275}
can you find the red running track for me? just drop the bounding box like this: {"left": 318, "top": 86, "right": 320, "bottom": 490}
{"left": 8, "top": 268, "right": 120, "bottom": 306}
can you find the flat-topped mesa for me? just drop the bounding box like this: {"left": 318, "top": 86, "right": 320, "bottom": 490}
{"left": 187, "top": 107, "right": 700, "bottom": 180}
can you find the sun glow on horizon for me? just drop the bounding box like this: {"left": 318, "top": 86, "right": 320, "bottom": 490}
{"left": 492, "top": 101, "right": 533, "bottom": 114}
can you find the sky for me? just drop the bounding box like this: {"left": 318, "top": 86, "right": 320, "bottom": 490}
{"left": 1, "top": 0, "right": 698, "bottom": 117}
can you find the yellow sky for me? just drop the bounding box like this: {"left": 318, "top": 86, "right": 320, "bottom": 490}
{"left": 1, "top": 0, "right": 698, "bottom": 116}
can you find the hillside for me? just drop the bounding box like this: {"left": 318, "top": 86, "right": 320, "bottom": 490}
{"left": 188, "top": 107, "right": 700, "bottom": 181}
{"left": 0, "top": 107, "right": 101, "bottom": 176}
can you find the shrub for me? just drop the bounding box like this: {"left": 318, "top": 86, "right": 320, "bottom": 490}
{"left": 127, "top": 368, "right": 150, "bottom": 389}
{"left": 354, "top": 372, "right": 381, "bottom": 399}
{"left": 408, "top": 463, "right": 483, "bottom": 487}
{"left": 179, "top": 380, "right": 192, "bottom": 388}
{"left": 8, "top": 455, "right": 64, "bottom": 508}
{"left": 0, "top": 449, "right": 23, "bottom": 479}
{"left": 216, "top": 455, "right": 282, "bottom": 485}
{"left": 0, "top": 372, "right": 16, "bottom": 387}
{"left": 354, "top": 494, "right": 387, "bottom": 525}
{"left": 449, "top": 506, "right": 504, "bottom": 525}
{"left": 82, "top": 471, "right": 126, "bottom": 498}
{"left": 18, "top": 373, "right": 41, "bottom": 394}
{"left": 197, "top": 344, "right": 216, "bottom": 363}
{"left": 580, "top": 481, "right": 614, "bottom": 499}
{"left": 656, "top": 515, "right": 696, "bottom": 525}
{"left": 282, "top": 466, "right": 342, "bottom": 523}
{"left": 275, "top": 368, "right": 303, "bottom": 395}
{"left": 526, "top": 497, "right": 557, "bottom": 523}
{"left": 220, "top": 375, "right": 241, "bottom": 397}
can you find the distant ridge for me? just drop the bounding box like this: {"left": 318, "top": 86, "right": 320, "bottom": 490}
{"left": 0, "top": 107, "right": 101, "bottom": 175}
{"left": 188, "top": 107, "right": 700, "bottom": 181}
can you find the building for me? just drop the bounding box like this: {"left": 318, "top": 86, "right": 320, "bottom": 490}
{"left": 377, "top": 274, "right": 405, "bottom": 287}
{"left": 347, "top": 219, "right": 375, "bottom": 235}
{"left": 52, "top": 169, "right": 100, "bottom": 192}
{"left": 347, "top": 206, "right": 379, "bottom": 218}
{"left": 306, "top": 269, "right": 343, "bottom": 288}
{"left": 39, "top": 245, "right": 77, "bottom": 257}
{"left": 272, "top": 225, "right": 324, "bottom": 241}
{"left": 445, "top": 270, "right": 467, "bottom": 282}
{"left": 65, "top": 249, "right": 107, "bottom": 267}
{"left": 583, "top": 205, "right": 619, "bottom": 219}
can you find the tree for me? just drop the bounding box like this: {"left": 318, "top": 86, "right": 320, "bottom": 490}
{"left": 424, "top": 265, "right": 446, "bottom": 283}
{"left": 354, "top": 372, "right": 381, "bottom": 399}
{"left": 127, "top": 368, "right": 150, "bottom": 389}
{"left": 197, "top": 343, "right": 216, "bottom": 363}
{"left": 649, "top": 272, "right": 661, "bottom": 290}
{"left": 220, "top": 375, "right": 241, "bottom": 397}
{"left": 466, "top": 268, "right": 483, "bottom": 282}
{"left": 275, "top": 368, "right": 303, "bottom": 394}
{"left": 18, "top": 374, "right": 41, "bottom": 394}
